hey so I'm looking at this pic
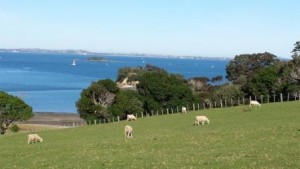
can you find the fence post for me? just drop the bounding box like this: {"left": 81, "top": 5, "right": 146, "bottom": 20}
{"left": 141, "top": 113, "right": 144, "bottom": 118}
{"left": 224, "top": 100, "right": 227, "bottom": 107}
{"left": 287, "top": 93, "right": 290, "bottom": 101}
{"left": 117, "top": 116, "right": 120, "bottom": 122}
{"left": 73, "top": 122, "right": 75, "bottom": 127}
{"left": 260, "top": 95, "right": 263, "bottom": 104}
{"left": 161, "top": 109, "right": 164, "bottom": 115}
{"left": 94, "top": 119, "right": 97, "bottom": 125}
{"left": 214, "top": 101, "right": 217, "bottom": 108}
{"left": 280, "top": 93, "right": 283, "bottom": 102}
{"left": 151, "top": 110, "right": 154, "bottom": 116}
{"left": 197, "top": 103, "right": 200, "bottom": 110}
{"left": 171, "top": 108, "right": 174, "bottom": 114}
{"left": 177, "top": 107, "right": 179, "bottom": 113}
{"left": 273, "top": 94, "right": 276, "bottom": 102}
{"left": 167, "top": 109, "right": 169, "bottom": 115}
{"left": 136, "top": 113, "right": 138, "bottom": 118}
{"left": 220, "top": 100, "right": 223, "bottom": 108}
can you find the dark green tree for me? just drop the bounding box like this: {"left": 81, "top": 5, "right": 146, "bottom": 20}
{"left": 76, "top": 79, "right": 119, "bottom": 122}
{"left": 226, "top": 52, "right": 279, "bottom": 85}
{"left": 0, "top": 91, "right": 33, "bottom": 135}
{"left": 211, "top": 75, "right": 223, "bottom": 85}
{"left": 137, "top": 71, "right": 197, "bottom": 112}
{"left": 246, "top": 66, "right": 280, "bottom": 97}
{"left": 109, "top": 90, "right": 143, "bottom": 119}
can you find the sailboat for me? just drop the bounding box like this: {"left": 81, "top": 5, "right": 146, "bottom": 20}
{"left": 71, "top": 59, "right": 76, "bottom": 66}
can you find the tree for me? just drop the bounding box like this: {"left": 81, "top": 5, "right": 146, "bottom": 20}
{"left": 245, "top": 66, "right": 280, "bottom": 97}
{"left": 277, "top": 41, "right": 300, "bottom": 94}
{"left": 0, "top": 91, "right": 33, "bottom": 135}
{"left": 109, "top": 90, "right": 143, "bottom": 119}
{"left": 76, "top": 79, "right": 119, "bottom": 122}
{"left": 211, "top": 84, "right": 243, "bottom": 102}
{"left": 211, "top": 75, "right": 223, "bottom": 85}
{"left": 137, "top": 71, "right": 198, "bottom": 113}
{"left": 226, "top": 52, "right": 279, "bottom": 85}
{"left": 291, "top": 41, "right": 300, "bottom": 59}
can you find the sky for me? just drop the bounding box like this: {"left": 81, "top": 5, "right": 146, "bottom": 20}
{"left": 0, "top": 0, "right": 299, "bottom": 58}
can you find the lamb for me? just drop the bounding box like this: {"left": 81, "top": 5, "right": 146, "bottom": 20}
{"left": 124, "top": 125, "right": 133, "bottom": 139}
{"left": 194, "top": 116, "right": 210, "bottom": 125}
{"left": 182, "top": 106, "right": 187, "bottom": 114}
{"left": 249, "top": 100, "right": 261, "bottom": 107}
{"left": 28, "top": 134, "right": 43, "bottom": 144}
{"left": 127, "top": 114, "right": 137, "bottom": 121}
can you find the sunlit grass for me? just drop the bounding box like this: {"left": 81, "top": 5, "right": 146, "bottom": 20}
{"left": 0, "top": 101, "right": 299, "bottom": 168}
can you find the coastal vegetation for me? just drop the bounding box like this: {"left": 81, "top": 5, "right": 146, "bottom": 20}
{"left": 76, "top": 41, "right": 300, "bottom": 123}
{"left": 0, "top": 101, "right": 299, "bottom": 168}
{"left": 87, "top": 56, "right": 107, "bottom": 62}
{"left": 0, "top": 91, "right": 33, "bottom": 135}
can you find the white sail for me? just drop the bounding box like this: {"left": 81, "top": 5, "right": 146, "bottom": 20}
{"left": 72, "top": 59, "right": 76, "bottom": 66}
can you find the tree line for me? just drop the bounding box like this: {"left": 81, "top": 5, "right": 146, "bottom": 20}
{"left": 76, "top": 42, "right": 300, "bottom": 123}
{"left": 1, "top": 41, "right": 300, "bottom": 133}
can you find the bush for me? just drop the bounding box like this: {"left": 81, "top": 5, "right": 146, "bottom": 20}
{"left": 10, "top": 124, "right": 20, "bottom": 133}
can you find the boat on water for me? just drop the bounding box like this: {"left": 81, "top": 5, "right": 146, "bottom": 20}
{"left": 71, "top": 59, "right": 76, "bottom": 66}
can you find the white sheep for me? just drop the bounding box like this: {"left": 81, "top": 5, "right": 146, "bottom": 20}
{"left": 28, "top": 134, "right": 43, "bottom": 144}
{"left": 194, "top": 116, "right": 210, "bottom": 125}
{"left": 124, "top": 125, "right": 133, "bottom": 139}
{"left": 127, "top": 114, "right": 137, "bottom": 121}
{"left": 182, "top": 106, "right": 187, "bottom": 114}
{"left": 249, "top": 100, "right": 261, "bottom": 107}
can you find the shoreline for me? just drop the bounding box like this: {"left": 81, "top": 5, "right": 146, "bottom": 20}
{"left": 23, "top": 112, "right": 86, "bottom": 126}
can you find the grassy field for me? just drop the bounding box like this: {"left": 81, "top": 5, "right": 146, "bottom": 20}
{"left": 0, "top": 101, "right": 299, "bottom": 169}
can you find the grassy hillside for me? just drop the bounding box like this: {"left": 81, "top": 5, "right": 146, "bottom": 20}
{"left": 0, "top": 101, "right": 299, "bottom": 169}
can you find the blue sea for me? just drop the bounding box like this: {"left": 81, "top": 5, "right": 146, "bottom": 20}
{"left": 0, "top": 52, "right": 229, "bottom": 113}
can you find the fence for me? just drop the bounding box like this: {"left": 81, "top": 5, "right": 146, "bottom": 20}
{"left": 83, "top": 92, "right": 300, "bottom": 125}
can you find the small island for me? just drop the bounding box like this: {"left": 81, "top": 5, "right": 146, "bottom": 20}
{"left": 87, "top": 56, "right": 107, "bottom": 62}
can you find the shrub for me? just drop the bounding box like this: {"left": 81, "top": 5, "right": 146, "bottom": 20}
{"left": 10, "top": 124, "right": 20, "bottom": 133}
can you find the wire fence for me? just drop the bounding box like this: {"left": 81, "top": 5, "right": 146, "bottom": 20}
{"left": 86, "top": 91, "right": 300, "bottom": 125}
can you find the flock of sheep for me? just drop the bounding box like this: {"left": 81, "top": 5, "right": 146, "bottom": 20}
{"left": 28, "top": 100, "right": 261, "bottom": 143}
{"left": 124, "top": 106, "right": 210, "bottom": 140}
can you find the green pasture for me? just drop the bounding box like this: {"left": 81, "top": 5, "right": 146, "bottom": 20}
{"left": 0, "top": 101, "right": 299, "bottom": 169}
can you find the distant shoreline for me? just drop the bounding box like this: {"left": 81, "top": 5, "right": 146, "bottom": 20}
{"left": 0, "top": 48, "right": 232, "bottom": 60}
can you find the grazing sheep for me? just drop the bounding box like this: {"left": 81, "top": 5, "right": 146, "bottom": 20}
{"left": 194, "top": 116, "right": 210, "bottom": 125}
{"left": 124, "top": 125, "right": 133, "bottom": 139}
{"left": 249, "top": 100, "right": 261, "bottom": 107}
{"left": 127, "top": 114, "right": 137, "bottom": 121}
{"left": 182, "top": 106, "right": 187, "bottom": 114}
{"left": 28, "top": 134, "right": 43, "bottom": 144}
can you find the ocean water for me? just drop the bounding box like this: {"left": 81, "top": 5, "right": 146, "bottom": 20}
{"left": 0, "top": 52, "right": 229, "bottom": 113}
